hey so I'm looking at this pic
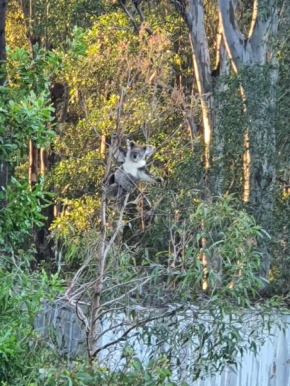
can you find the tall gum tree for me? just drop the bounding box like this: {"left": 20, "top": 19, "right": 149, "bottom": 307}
{"left": 172, "top": 0, "right": 278, "bottom": 279}
{"left": 182, "top": 0, "right": 213, "bottom": 171}
{"left": 174, "top": 0, "right": 237, "bottom": 192}
{"left": 218, "top": 0, "right": 278, "bottom": 278}
{"left": 173, "top": 0, "right": 235, "bottom": 285}
{"left": 165, "top": 0, "right": 278, "bottom": 279}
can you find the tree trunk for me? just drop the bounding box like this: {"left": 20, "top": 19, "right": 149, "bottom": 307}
{"left": 218, "top": 0, "right": 278, "bottom": 279}
{"left": 184, "top": 0, "right": 213, "bottom": 171}
{"left": 177, "top": 0, "right": 215, "bottom": 287}
{"left": 212, "top": 0, "right": 239, "bottom": 196}
{"left": 29, "top": 140, "right": 38, "bottom": 187}
{"left": 0, "top": 0, "right": 7, "bottom": 208}
{"left": 0, "top": 0, "right": 6, "bottom": 64}
{"left": 100, "top": 134, "right": 106, "bottom": 159}
{"left": 40, "top": 148, "right": 48, "bottom": 176}
{"left": 212, "top": 15, "right": 231, "bottom": 196}
{"left": 29, "top": 141, "right": 46, "bottom": 263}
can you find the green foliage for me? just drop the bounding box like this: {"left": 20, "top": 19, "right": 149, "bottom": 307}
{"left": 67, "top": 27, "right": 89, "bottom": 59}
{"left": 0, "top": 90, "right": 54, "bottom": 154}
{"left": 47, "top": 196, "right": 285, "bottom": 384}
{"left": 0, "top": 177, "right": 53, "bottom": 252}
{"left": 131, "top": 195, "right": 267, "bottom": 306}
{"left": 1, "top": 1, "right": 290, "bottom": 385}
{"left": 0, "top": 40, "right": 64, "bottom": 384}
{"left": 29, "top": 355, "right": 177, "bottom": 386}
{"left": 181, "top": 196, "right": 264, "bottom": 299}
{"left": 17, "top": 0, "right": 107, "bottom": 49}
{"left": 0, "top": 269, "right": 62, "bottom": 385}
{"left": 269, "top": 5, "right": 290, "bottom": 292}
{"left": 0, "top": 45, "right": 61, "bottom": 258}
{"left": 0, "top": 46, "right": 62, "bottom": 161}
{"left": 7, "top": 46, "right": 62, "bottom": 91}
{"left": 51, "top": 9, "right": 185, "bottom": 238}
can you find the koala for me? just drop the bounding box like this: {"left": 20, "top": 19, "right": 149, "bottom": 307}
{"left": 104, "top": 138, "right": 163, "bottom": 200}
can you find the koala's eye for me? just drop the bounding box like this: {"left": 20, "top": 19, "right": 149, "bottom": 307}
{"left": 132, "top": 153, "right": 138, "bottom": 160}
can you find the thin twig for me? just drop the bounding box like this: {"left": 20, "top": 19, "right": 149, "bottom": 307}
{"left": 116, "top": 86, "right": 125, "bottom": 134}
{"left": 91, "top": 306, "right": 184, "bottom": 358}
{"left": 100, "top": 277, "right": 151, "bottom": 309}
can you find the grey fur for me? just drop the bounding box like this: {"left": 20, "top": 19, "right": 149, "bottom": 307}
{"left": 103, "top": 137, "right": 163, "bottom": 200}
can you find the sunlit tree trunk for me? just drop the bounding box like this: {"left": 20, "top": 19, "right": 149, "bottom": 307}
{"left": 0, "top": 0, "right": 6, "bottom": 73}
{"left": 100, "top": 134, "right": 106, "bottom": 159}
{"left": 29, "top": 140, "right": 38, "bottom": 187}
{"left": 183, "top": 0, "right": 213, "bottom": 171}
{"left": 0, "top": 0, "right": 7, "bottom": 208}
{"left": 174, "top": 0, "right": 216, "bottom": 289}
{"left": 40, "top": 148, "right": 48, "bottom": 176}
{"left": 183, "top": 1, "right": 213, "bottom": 289}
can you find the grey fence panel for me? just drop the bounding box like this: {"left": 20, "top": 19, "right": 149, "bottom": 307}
{"left": 35, "top": 303, "right": 290, "bottom": 386}
{"left": 34, "top": 301, "right": 87, "bottom": 358}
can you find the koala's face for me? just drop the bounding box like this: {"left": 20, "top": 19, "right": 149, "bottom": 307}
{"left": 126, "top": 140, "right": 154, "bottom": 163}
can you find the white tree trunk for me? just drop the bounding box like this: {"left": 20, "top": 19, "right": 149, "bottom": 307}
{"left": 183, "top": 0, "right": 213, "bottom": 170}
{"left": 218, "top": 0, "right": 279, "bottom": 278}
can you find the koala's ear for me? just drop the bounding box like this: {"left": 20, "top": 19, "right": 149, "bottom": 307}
{"left": 144, "top": 145, "right": 154, "bottom": 156}
{"left": 126, "top": 139, "right": 134, "bottom": 151}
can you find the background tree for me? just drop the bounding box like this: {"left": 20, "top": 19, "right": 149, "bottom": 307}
{"left": 0, "top": 0, "right": 7, "bottom": 208}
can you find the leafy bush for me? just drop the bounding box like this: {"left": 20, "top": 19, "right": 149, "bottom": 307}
{"left": 0, "top": 178, "right": 53, "bottom": 253}
{"left": 0, "top": 269, "right": 62, "bottom": 385}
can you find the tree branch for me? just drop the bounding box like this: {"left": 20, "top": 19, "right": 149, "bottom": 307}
{"left": 100, "top": 277, "right": 151, "bottom": 309}
{"left": 90, "top": 306, "right": 184, "bottom": 359}
{"left": 133, "top": 0, "right": 153, "bottom": 35}
{"left": 214, "top": 0, "right": 238, "bottom": 75}
{"left": 248, "top": 0, "right": 258, "bottom": 39}
{"left": 120, "top": 0, "right": 140, "bottom": 34}
{"left": 249, "top": 0, "right": 278, "bottom": 64}
{"left": 218, "top": 0, "right": 247, "bottom": 71}
{"left": 60, "top": 82, "right": 69, "bottom": 123}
